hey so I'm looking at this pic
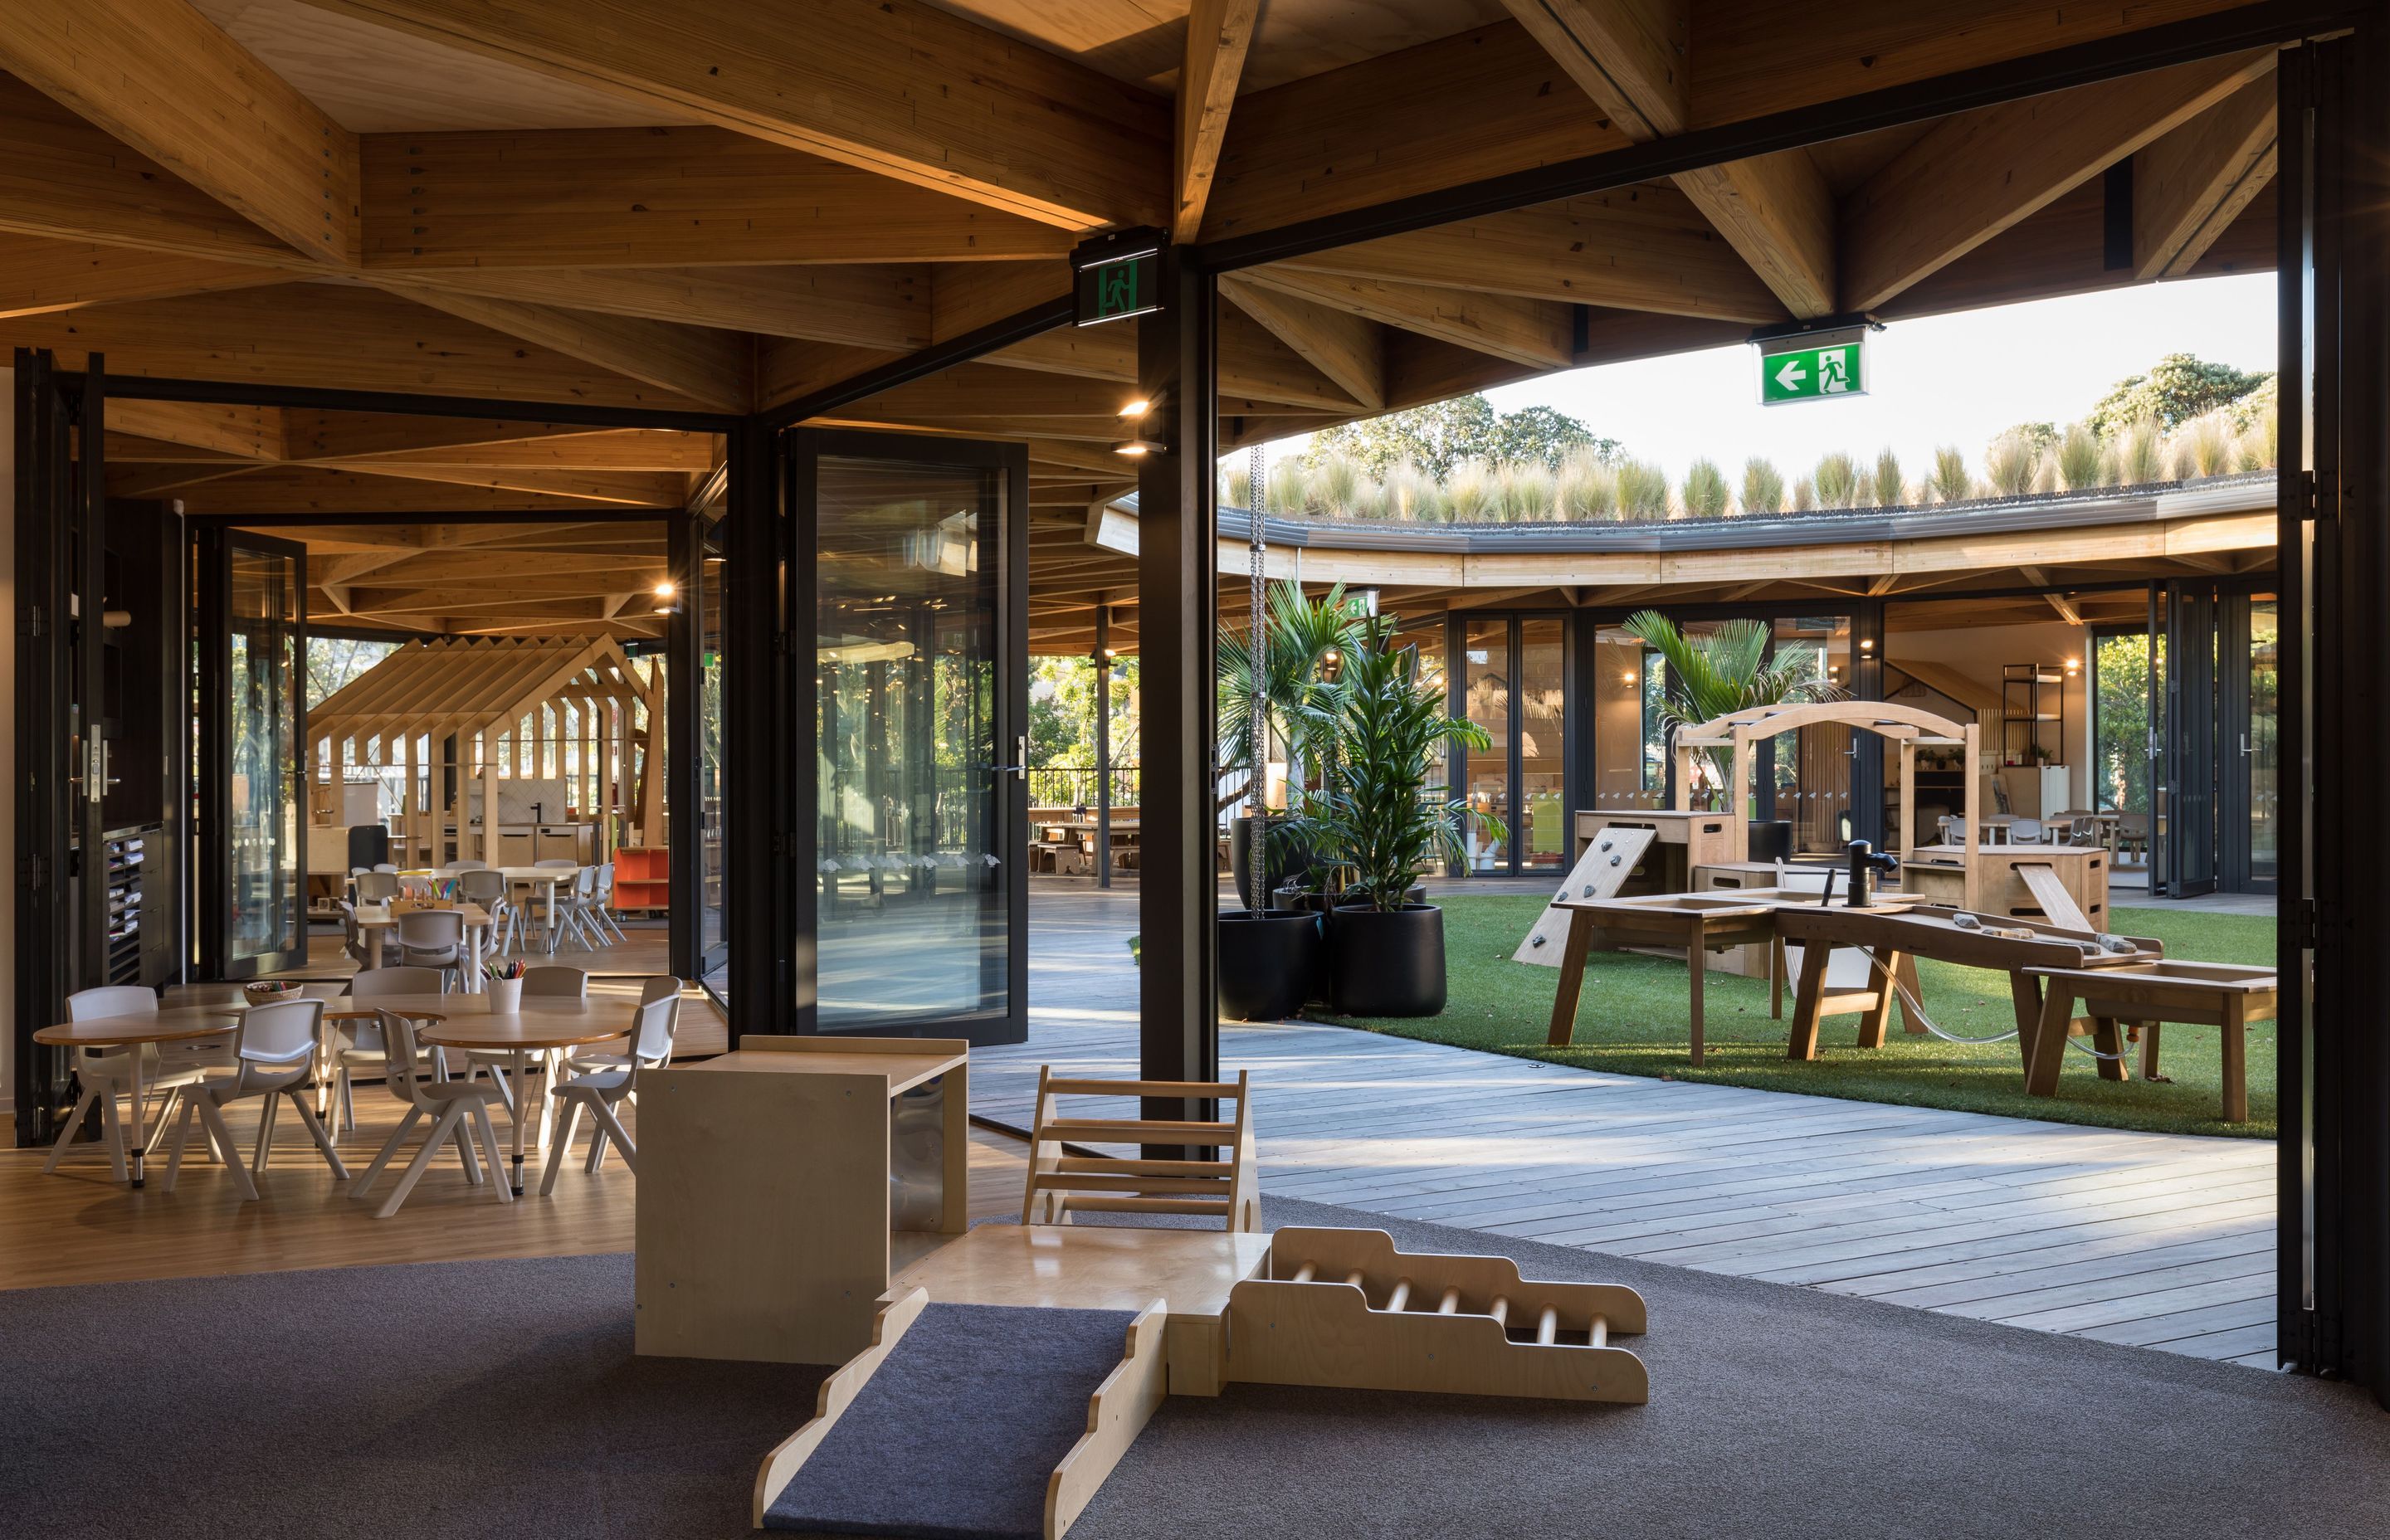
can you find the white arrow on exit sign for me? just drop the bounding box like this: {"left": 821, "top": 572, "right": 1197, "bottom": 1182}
{"left": 1773, "top": 356, "right": 1807, "bottom": 392}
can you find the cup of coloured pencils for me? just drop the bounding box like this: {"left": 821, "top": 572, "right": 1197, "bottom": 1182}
{"left": 485, "top": 958, "right": 524, "bottom": 1011}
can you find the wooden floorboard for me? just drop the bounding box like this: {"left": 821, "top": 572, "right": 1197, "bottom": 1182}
{"left": 988, "top": 885, "right": 2283, "bottom": 1369}
{"left": 7, "top": 882, "right": 2283, "bottom": 1373}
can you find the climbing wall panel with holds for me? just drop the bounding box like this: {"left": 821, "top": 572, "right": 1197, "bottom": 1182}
{"left": 1513, "top": 826, "right": 1656, "bottom": 966}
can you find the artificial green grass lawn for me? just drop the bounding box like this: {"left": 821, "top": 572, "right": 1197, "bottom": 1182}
{"left": 1314, "top": 895, "right": 2278, "bottom": 1140}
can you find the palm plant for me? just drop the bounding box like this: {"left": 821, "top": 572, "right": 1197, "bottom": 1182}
{"left": 1215, "top": 581, "right": 1369, "bottom": 812}
{"left": 1621, "top": 610, "right": 1843, "bottom": 810}
{"left": 1281, "top": 631, "right": 1495, "bottom": 911}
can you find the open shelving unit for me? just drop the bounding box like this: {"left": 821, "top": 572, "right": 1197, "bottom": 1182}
{"left": 2002, "top": 662, "right": 2067, "bottom": 768}
{"left": 613, "top": 845, "right": 670, "bottom": 914}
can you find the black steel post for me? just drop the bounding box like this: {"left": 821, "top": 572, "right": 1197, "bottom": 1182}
{"left": 723, "top": 421, "right": 790, "bottom": 1033}
{"left": 1136, "top": 249, "right": 1220, "bottom": 1141}
{"left": 1851, "top": 600, "right": 1886, "bottom": 849}
{"left": 666, "top": 509, "right": 702, "bottom": 982}
{"left": 1095, "top": 598, "right": 1113, "bottom": 890}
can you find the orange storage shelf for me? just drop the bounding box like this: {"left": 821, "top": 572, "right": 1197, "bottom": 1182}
{"left": 612, "top": 846, "right": 670, "bottom": 912}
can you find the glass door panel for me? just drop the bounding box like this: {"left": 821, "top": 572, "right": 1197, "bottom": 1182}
{"left": 1589, "top": 627, "right": 1661, "bottom": 811}
{"left": 2165, "top": 580, "right": 2218, "bottom": 898}
{"left": 202, "top": 530, "right": 307, "bottom": 978}
{"left": 697, "top": 526, "right": 728, "bottom": 991}
{"left": 1770, "top": 616, "right": 1851, "bottom": 853}
{"left": 1518, "top": 619, "right": 1567, "bottom": 870}
{"left": 1458, "top": 619, "right": 1511, "bottom": 870}
{"left": 2247, "top": 597, "right": 2280, "bottom": 888}
{"left": 796, "top": 432, "right": 1026, "bottom": 1044}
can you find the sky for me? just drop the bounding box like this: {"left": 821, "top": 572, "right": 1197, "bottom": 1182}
{"left": 1269, "top": 270, "right": 2278, "bottom": 485}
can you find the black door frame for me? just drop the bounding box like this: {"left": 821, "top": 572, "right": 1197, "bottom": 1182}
{"left": 782, "top": 426, "right": 1031, "bottom": 1045}
{"left": 194, "top": 526, "right": 310, "bottom": 980}
{"left": 2163, "top": 578, "right": 2221, "bottom": 899}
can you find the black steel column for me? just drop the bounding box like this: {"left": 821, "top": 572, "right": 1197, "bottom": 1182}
{"left": 666, "top": 509, "right": 701, "bottom": 982}
{"left": 1851, "top": 600, "right": 1886, "bottom": 848}
{"left": 1136, "top": 249, "right": 1219, "bottom": 1128}
{"left": 722, "top": 420, "right": 791, "bottom": 1034}
{"left": 12, "top": 352, "right": 73, "bottom": 1145}
{"left": 1094, "top": 597, "right": 1113, "bottom": 889}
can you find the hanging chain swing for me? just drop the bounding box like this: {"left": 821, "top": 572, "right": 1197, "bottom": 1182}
{"left": 1247, "top": 444, "right": 1268, "bottom": 914}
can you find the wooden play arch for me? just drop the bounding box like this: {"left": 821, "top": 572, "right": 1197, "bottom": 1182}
{"left": 1672, "top": 700, "right": 1980, "bottom": 906}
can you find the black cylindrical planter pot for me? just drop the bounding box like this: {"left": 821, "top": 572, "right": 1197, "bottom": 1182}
{"left": 1217, "top": 909, "right": 1320, "bottom": 1022}
{"left": 1325, "top": 904, "right": 1446, "bottom": 1016}
{"left": 1227, "top": 814, "right": 1314, "bottom": 911}
{"left": 1747, "top": 819, "right": 1792, "bottom": 865}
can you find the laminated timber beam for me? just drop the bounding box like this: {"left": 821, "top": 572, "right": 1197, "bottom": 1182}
{"left": 1498, "top": 0, "right": 1836, "bottom": 319}
{"left": 295, "top": 0, "right": 1170, "bottom": 228}
{"left": 1237, "top": 268, "right": 1573, "bottom": 372}
{"left": 358, "top": 127, "right": 1076, "bottom": 270}
{"left": 168, "top": 466, "right": 680, "bottom": 515}
{"left": 1175, "top": 0, "right": 1260, "bottom": 242}
{"left": 1220, "top": 273, "right": 1386, "bottom": 412}
{"left": 0, "top": 0, "right": 360, "bottom": 265}
{"left": 1840, "top": 48, "right": 2278, "bottom": 312}
{"left": 374, "top": 265, "right": 931, "bottom": 350}
{"left": 2132, "top": 76, "right": 2278, "bottom": 280}
{"left": 0, "top": 236, "right": 286, "bottom": 317}
{"left": 5, "top": 285, "right": 718, "bottom": 411}
{"left": 393, "top": 288, "right": 754, "bottom": 412}
{"left": 0, "top": 75, "right": 307, "bottom": 266}
{"left": 1277, "top": 183, "right": 1786, "bottom": 324}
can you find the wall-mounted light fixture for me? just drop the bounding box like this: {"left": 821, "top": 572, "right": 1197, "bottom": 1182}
{"left": 1857, "top": 637, "right": 1875, "bottom": 652}
{"left": 652, "top": 578, "right": 680, "bottom": 616}
{"left": 1112, "top": 436, "right": 1166, "bottom": 457}
{"left": 1318, "top": 646, "right": 1344, "bottom": 683}
{"left": 1118, "top": 397, "right": 1151, "bottom": 418}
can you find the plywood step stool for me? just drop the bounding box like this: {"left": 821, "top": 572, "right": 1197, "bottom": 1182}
{"left": 1022, "top": 1069, "right": 1260, "bottom": 1231}
{"left": 1514, "top": 826, "right": 1657, "bottom": 966}
{"left": 1226, "top": 1227, "right": 1650, "bottom": 1403}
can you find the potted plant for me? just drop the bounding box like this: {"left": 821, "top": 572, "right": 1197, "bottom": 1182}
{"left": 1283, "top": 628, "right": 1496, "bottom": 1016}
{"left": 1622, "top": 612, "right": 1843, "bottom": 845}
{"left": 1215, "top": 582, "right": 1369, "bottom": 1021}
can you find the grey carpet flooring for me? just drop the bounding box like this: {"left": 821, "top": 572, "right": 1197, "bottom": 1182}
{"left": 763, "top": 1304, "right": 1140, "bottom": 1539}
{"left": 4, "top": 1199, "right": 2384, "bottom": 1539}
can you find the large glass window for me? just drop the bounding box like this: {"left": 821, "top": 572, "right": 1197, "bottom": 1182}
{"left": 2247, "top": 597, "right": 2279, "bottom": 885}
{"left": 1460, "top": 619, "right": 1511, "bottom": 871}
{"left": 1589, "top": 626, "right": 1661, "bottom": 811}
{"left": 813, "top": 456, "right": 1006, "bottom": 1028}
{"left": 699, "top": 534, "right": 727, "bottom": 992}
{"left": 1771, "top": 616, "right": 1851, "bottom": 853}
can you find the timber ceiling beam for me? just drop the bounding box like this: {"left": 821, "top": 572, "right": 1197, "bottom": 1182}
{"left": 6, "top": 284, "right": 721, "bottom": 410}
{"left": 1240, "top": 267, "right": 1573, "bottom": 371}
{"left": 1202, "top": 22, "right": 1631, "bottom": 241}
{"left": 0, "top": 1, "right": 359, "bottom": 266}
{"left": 276, "top": 460, "right": 694, "bottom": 506}
{"left": 1278, "top": 183, "right": 1786, "bottom": 324}
{"left": 0, "top": 74, "right": 307, "bottom": 266}
{"left": 1840, "top": 49, "right": 2277, "bottom": 313}
{"left": 109, "top": 399, "right": 283, "bottom": 459}
{"left": 1175, "top": 0, "right": 1259, "bottom": 242}
{"left": 358, "top": 127, "right": 1074, "bottom": 270}
{"left": 281, "top": 412, "right": 621, "bottom": 461}
{"left": 168, "top": 466, "right": 678, "bottom": 515}
{"left": 1221, "top": 273, "right": 1386, "bottom": 412}
{"left": 310, "top": 429, "right": 717, "bottom": 475}
{"left": 393, "top": 287, "right": 754, "bottom": 412}
{"left": 0, "top": 235, "right": 286, "bottom": 318}
{"left": 376, "top": 264, "right": 930, "bottom": 350}
{"left": 1500, "top": 1, "right": 1835, "bottom": 319}
{"left": 2133, "top": 76, "right": 2278, "bottom": 280}
{"left": 294, "top": 0, "right": 1169, "bottom": 228}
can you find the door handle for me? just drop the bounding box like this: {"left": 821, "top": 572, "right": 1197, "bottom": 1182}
{"left": 2239, "top": 733, "right": 2253, "bottom": 756}
{"left": 997, "top": 733, "right": 1027, "bottom": 780}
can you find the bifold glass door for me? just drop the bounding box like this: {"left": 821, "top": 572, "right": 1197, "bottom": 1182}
{"left": 789, "top": 430, "right": 1027, "bottom": 1045}
{"left": 198, "top": 529, "right": 309, "bottom": 979}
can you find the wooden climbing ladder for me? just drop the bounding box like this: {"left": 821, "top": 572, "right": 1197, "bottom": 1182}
{"left": 1513, "top": 826, "right": 1657, "bottom": 966}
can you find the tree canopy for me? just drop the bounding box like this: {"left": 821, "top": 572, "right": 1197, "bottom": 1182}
{"left": 1304, "top": 394, "right": 1621, "bottom": 479}
{"left": 2086, "top": 353, "right": 2273, "bottom": 436}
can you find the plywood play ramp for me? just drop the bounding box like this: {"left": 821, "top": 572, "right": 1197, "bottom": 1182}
{"left": 1514, "top": 825, "right": 1656, "bottom": 965}
{"left": 754, "top": 1290, "right": 1169, "bottom": 1540}
{"left": 1022, "top": 1069, "right": 1260, "bottom": 1231}
{"left": 1225, "top": 1228, "right": 1650, "bottom": 1403}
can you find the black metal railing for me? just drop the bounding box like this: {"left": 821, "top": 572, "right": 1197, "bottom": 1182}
{"left": 1027, "top": 765, "right": 1140, "bottom": 811}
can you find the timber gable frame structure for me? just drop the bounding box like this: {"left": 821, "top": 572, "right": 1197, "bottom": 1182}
{"left": 2, "top": 0, "right": 2385, "bottom": 1397}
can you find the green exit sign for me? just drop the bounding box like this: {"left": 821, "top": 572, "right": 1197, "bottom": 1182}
{"left": 1076, "top": 251, "right": 1159, "bottom": 326}
{"left": 1758, "top": 328, "right": 1868, "bottom": 405}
